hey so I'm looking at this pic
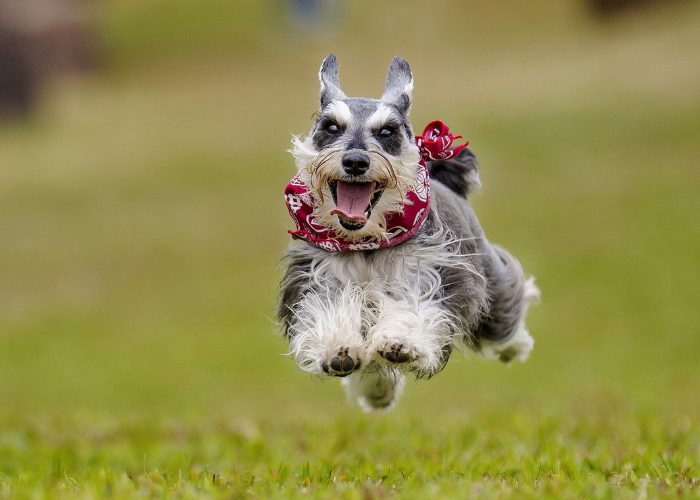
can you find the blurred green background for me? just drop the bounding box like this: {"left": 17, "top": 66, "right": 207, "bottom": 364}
{"left": 1, "top": 0, "right": 698, "bottom": 422}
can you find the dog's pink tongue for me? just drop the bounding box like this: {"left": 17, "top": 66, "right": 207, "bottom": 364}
{"left": 331, "top": 181, "right": 373, "bottom": 223}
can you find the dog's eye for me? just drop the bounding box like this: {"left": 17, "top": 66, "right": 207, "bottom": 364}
{"left": 378, "top": 127, "right": 394, "bottom": 138}
{"left": 325, "top": 123, "right": 340, "bottom": 134}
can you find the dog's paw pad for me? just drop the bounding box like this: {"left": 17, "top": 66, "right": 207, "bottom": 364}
{"left": 498, "top": 347, "right": 518, "bottom": 363}
{"left": 321, "top": 347, "right": 361, "bottom": 377}
{"left": 379, "top": 343, "right": 412, "bottom": 364}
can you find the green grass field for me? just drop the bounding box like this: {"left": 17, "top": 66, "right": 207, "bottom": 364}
{"left": 1, "top": 0, "right": 699, "bottom": 496}
{"left": 1, "top": 414, "right": 697, "bottom": 497}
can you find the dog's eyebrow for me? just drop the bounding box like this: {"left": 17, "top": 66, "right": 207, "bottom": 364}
{"left": 367, "top": 103, "right": 396, "bottom": 130}
{"left": 324, "top": 100, "right": 352, "bottom": 126}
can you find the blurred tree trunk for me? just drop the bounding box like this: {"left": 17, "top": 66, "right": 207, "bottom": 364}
{"left": 585, "top": 0, "right": 686, "bottom": 18}
{"left": 0, "top": 0, "right": 94, "bottom": 118}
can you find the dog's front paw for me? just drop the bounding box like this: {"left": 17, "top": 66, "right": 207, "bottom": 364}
{"left": 321, "top": 347, "right": 362, "bottom": 377}
{"left": 372, "top": 336, "right": 450, "bottom": 378}
{"left": 378, "top": 342, "right": 413, "bottom": 364}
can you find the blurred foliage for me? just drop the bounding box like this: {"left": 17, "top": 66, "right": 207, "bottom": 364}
{"left": 98, "top": 0, "right": 277, "bottom": 67}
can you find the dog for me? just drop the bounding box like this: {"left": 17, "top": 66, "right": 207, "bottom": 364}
{"left": 279, "top": 54, "right": 539, "bottom": 411}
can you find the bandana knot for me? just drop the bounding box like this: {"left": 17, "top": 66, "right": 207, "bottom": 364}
{"left": 415, "top": 120, "right": 469, "bottom": 162}
{"left": 285, "top": 120, "right": 468, "bottom": 252}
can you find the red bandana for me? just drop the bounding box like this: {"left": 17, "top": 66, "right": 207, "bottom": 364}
{"left": 285, "top": 120, "right": 468, "bottom": 252}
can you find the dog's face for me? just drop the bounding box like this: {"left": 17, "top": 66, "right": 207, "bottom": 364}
{"left": 290, "top": 55, "right": 421, "bottom": 242}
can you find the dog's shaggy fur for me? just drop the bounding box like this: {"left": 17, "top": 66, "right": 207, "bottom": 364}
{"left": 279, "top": 55, "right": 539, "bottom": 411}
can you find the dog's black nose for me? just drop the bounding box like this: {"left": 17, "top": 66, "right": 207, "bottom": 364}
{"left": 342, "top": 151, "right": 370, "bottom": 176}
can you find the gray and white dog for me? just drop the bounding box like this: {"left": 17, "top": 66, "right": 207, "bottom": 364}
{"left": 279, "top": 54, "right": 539, "bottom": 411}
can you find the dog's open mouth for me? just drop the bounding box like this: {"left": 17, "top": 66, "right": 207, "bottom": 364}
{"left": 329, "top": 180, "right": 385, "bottom": 230}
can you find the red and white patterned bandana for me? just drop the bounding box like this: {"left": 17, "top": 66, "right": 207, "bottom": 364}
{"left": 284, "top": 120, "right": 468, "bottom": 252}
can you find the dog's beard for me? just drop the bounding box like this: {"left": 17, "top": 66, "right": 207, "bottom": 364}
{"left": 290, "top": 137, "right": 420, "bottom": 242}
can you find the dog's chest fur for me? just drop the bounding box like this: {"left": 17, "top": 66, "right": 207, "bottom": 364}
{"left": 316, "top": 245, "right": 429, "bottom": 290}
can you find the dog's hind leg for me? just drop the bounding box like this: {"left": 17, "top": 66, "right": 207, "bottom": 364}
{"left": 474, "top": 245, "right": 539, "bottom": 362}
{"left": 342, "top": 363, "right": 404, "bottom": 412}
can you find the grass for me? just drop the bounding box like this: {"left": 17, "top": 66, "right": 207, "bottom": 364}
{"left": 1, "top": 0, "right": 699, "bottom": 496}
{"left": 1, "top": 414, "right": 697, "bottom": 497}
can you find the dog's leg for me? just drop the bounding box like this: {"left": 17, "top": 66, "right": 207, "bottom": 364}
{"left": 279, "top": 249, "right": 367, "bottom": 377}
{"left": 342, "top": 363, "right": 404, "bottom": 412}
{"left": 285, "top": 283, "right": 367, "bottom": 377}
{"left": 475, "top": 245, "right": 539, "bottom": 362}
{"left": 366, "top": 289, "right": 454, "bottom": 378}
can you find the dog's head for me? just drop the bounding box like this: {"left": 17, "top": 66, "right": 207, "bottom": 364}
{"left": 290, "top": 54, "right": 421, "bottom": 242}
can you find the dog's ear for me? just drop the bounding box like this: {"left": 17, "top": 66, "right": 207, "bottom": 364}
{"left": 319, "top": 54, "right": 346, "bottom": 109}
{"left": 382, "top": 56, "right": 413, "bottom": 115}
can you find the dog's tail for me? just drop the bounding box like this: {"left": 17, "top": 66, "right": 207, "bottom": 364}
{"left": 342, "top": 364, "right": 405, "bottom": 412}
{"left": 427, "top": 148, "right": 481, "bottom": 197}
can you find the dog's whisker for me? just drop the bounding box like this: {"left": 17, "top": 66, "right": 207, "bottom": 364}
{"left": 307, "top": 149, "right": 344, "bottom": 202}
{"left": 367, "top": 147, "right": 400, "bottom": 189}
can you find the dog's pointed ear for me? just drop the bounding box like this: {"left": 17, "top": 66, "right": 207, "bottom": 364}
{"left": 319, "top": 54, "right": 346, "bottom": 109}
{"left": 382, "top": 56, "right": 413, "bottom": 115}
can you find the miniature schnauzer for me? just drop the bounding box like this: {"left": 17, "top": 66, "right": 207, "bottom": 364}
{"left": 279, "top": 54, "right": 539, "bottom": 411}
